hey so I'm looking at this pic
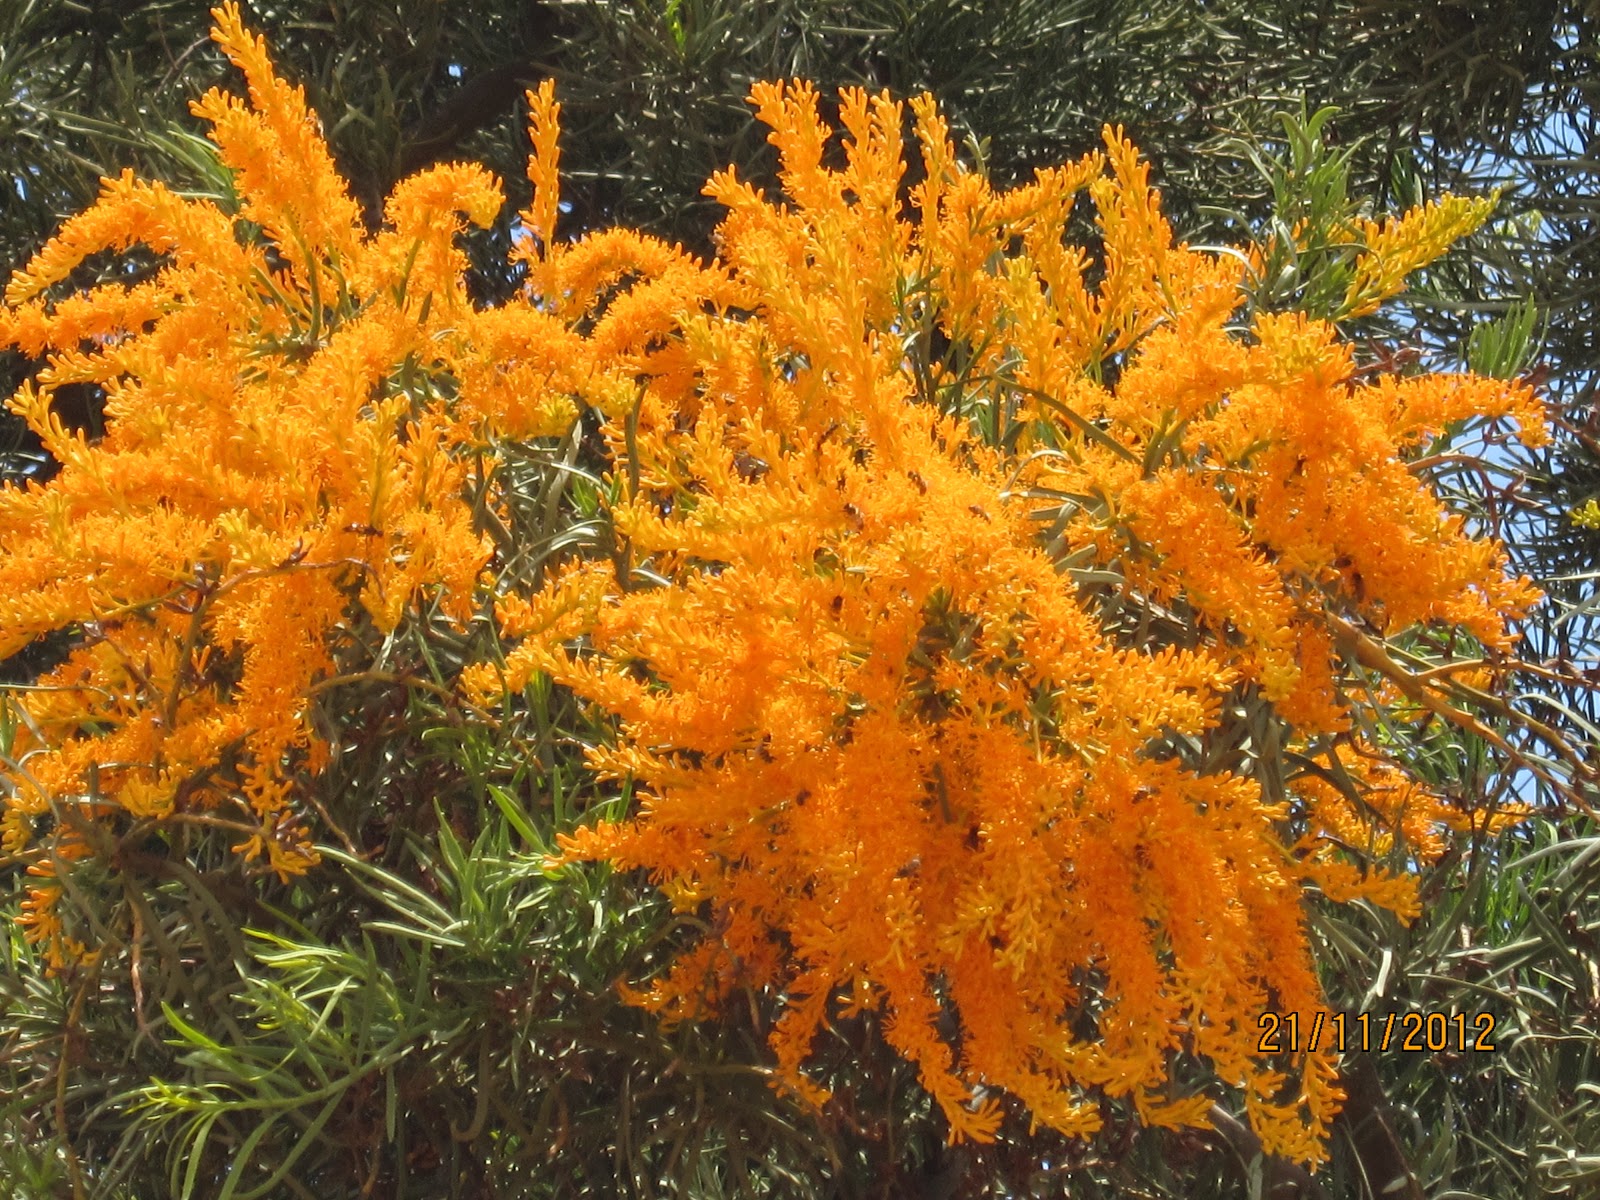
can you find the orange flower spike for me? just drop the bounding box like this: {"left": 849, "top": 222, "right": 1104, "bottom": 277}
{"left": 1091, "top": 125, "right": 1173, "bottom": 358}
{"left": 1344, "top": 194, "right": 1496, "bottom": 318}
{"left": 3, "top": 172, "right": 254, "bottom": 311}
{"left": 1003, "top": 159, "right": 1109, "bottom": 386}
{"left": 833, "top": 87, "right": 912, "bottom": 310}
{"left": 907, "top": 93, "right": 956, "bottom": 243}
{"left": 518, "top": 79, "right": 565, "bottom": 277}
{"left": 199, "top": 4, "right": 363, "bottom": 274}
{"left": 748, "top": 80, "right": 840, "bottom": 214}
{"left": 1379, "top": 371, "right": 1549, "bottom": 450}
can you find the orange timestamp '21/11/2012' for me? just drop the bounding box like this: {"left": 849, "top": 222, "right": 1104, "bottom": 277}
{"left": 1257, "top": 1010, "right": 1499, "bottom": 1055}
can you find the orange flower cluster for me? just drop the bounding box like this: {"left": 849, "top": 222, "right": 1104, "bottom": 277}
{"left": 0, "top": 8, "right": 646, "bottom": 967}
{"left": 481, "top": 86, "right": 1543, "bottom": 1163}
{"left": 1, "top": 7, "right": 1544, "bottom": 1167}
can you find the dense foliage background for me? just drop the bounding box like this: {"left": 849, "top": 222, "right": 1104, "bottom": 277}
{"left": 1, "top": 2, "right": 1596, "bottom": 1198}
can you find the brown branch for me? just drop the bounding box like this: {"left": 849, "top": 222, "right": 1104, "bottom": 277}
{"left": 1325, "top": 611, "right": 1599, "bottom": 819}
{"left": 396, "top": 4, "right": 565, "bottom": 180}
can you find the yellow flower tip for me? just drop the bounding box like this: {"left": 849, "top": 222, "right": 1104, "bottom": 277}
{"left": 523, "top": 77, "right": 561, "bottom": 133}
{"left": 520, "top": 79, "right": 564, "bottom": 258}
{"left": 121, "top": 775, "right": 177, "bottom": 820}
{"left": 266, "top": 836, "right": 319, "bottom": 884}
{"left": 1137, "top": 1090, "right": 1214, "bottom": 1131}
{"left": 943, "top": 1096, "right": 1004, "bottom": 1144}
{"left": 1343, "top": 193, "right": 1497, "bottom": 318}
{"left": 208, "top": 3, "right": 242, "bottom": 40}
{"left": 458, "top": 662, "right": 505, "bottom": 709}
{"left": 551, "top": 827, "right": 603, "bottom": 864}
{"left": 208, "top": 3, "right": 268, "bottom": 79}
{"left": 770, "top": 1070, "right": 833, "bottom": 1112}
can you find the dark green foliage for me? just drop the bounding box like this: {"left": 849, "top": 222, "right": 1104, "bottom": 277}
{"left": 1309, "top": 821, "right": 1600, "bottom": 1199}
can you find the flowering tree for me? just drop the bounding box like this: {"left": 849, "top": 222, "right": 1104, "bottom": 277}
{"left": 0, "top": 6, "right": 1565, "bottom": 1191}
{"left": 481, "top": 83, "right": 1545, "bottom": 1164}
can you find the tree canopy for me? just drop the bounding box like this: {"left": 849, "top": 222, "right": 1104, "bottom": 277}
{"left": 2, "top": 4, "right": 1597, "bottom": 1198}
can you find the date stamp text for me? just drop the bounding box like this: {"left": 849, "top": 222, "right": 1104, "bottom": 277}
{"left": 1257, "top": 1011, "right": 1497, "bottom": 1054}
